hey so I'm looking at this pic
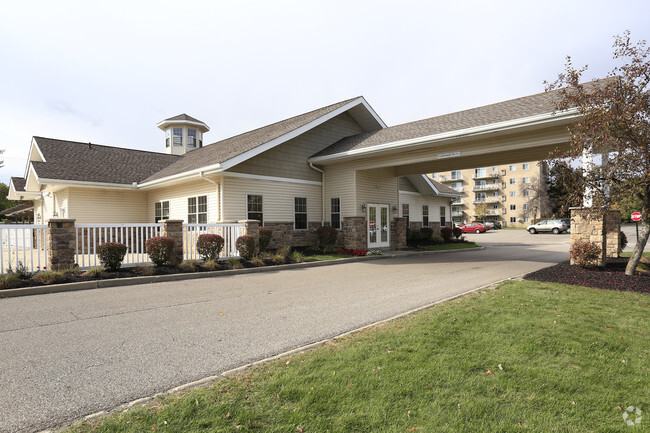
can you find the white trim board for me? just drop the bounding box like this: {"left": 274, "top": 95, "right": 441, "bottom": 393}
{"left": 222, "top": 171, "right": 322, "bottom": 186}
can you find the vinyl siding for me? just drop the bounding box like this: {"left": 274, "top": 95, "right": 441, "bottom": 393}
{"left": 323, "top": 164, "right": 357, "bottom": 222}
{"left": 355, "top": 168, "right": 399, "bottom": 217}
{"left": 222, "top": 176, "right": 322, "bottom": 223}
{"left": 230, "top": 112, "right": 365, "bottom": 182}
{"left": 399, "top": 191, "right": 450, "bottom": 223}
{"left": 398, "top": 177, "right": 418, "bottom": 192}
{"left": 67, "top": 187, "right": 149, "bottom": 223}
{"left": 146, "top": 180, "right": 219, "bottom": 223}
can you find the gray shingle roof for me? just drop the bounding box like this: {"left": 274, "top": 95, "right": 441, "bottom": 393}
{"left": 430, "top": 179, "right": 459, "bottom": 195}
{"left": 162, "top": 113, "right": 205, "bottom": 123}
{"left": 31, "top": 137, "right": 180, "bottom": 184}
{"left": 313, "top": 86, "right": 572, "bottom": 158}
{"left": 142, "top": 97, "right": 360, "bottom": 182}
{"left": 10, "top": 177, "right": 26, "bottom": 192}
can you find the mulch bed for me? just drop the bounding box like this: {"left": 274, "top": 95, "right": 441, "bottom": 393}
{"left": 524, "top": 259, "right": 650, "bottom": 294}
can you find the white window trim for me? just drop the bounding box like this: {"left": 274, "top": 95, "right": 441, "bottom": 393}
{"left": 246, "top": 193, "right": 264, "bottom": 224}
{"left": 330, "top": 197, "right": 341, "bottom": 229}
{"left": 187, "top": 194, "right": 208, "bottom": 224}
{"left": 155, "top": 200, "right": 170, "bottom": 222}
{"left": 294, "top": 196, "right": 308, "bottom": 231}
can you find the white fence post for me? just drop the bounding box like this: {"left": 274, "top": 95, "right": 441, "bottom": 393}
{"left": 0, "top": 224, "right": 49, "bottom": 273}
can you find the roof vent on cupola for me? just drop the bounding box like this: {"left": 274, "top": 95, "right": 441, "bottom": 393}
{"left": 157, "top": 114, "right": 210, "bottom": 155}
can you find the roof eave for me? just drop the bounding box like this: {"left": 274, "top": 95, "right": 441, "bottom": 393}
{"left": 156, "top": 119, "right": 210, "bottom": 132}
{"left": 308, "top": 109, "right": 581, "bottom": 164}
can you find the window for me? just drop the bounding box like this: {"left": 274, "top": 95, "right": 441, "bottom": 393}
{"left": 188, "top": 195, "right": 207, "bottom": 223}
{"left": 247, "top": 194, "right": 263, "bottom": 225}
{"left": 524, "top": 189, "right": 531, "bottom": 197}
{"left": 474, "top": 168, "right": 486, "bottom": 178}
{"left": 165, "top": 129, "right": 171, "bottom": 148}
{"left": 440, "top": 206, "right": 446, "bottom": 226}
{"left": 522, "top": 177, "right": 530, "bottom": 184}
{"left": 422, "top": 205, "right": 429, "bottom": 226}
{"left": 522, "top": 163, "right": 530, "bottom": 170}
{"left": 523, "top": 217, "right": 530, "bottom": 223}
{"left": 187, "top": 129, "right": 197, "bottom": 147}
{"left": 523, "top": 203, "right": 529, "bottom": 210}
{"left": 510, "top": 204, "right": 517, "bottom": 211}
{"left": 475, "top": 192, "right": 486, "bottom": 202}
{"left": 510, "top": 191, "right": 516, "bottom": 198}
{"left": 173, "top": 128, "right": 183, "bottom": 146}
{"left": 294, "top": 197, "right": 307, "bottom": 230}
{"left": 509, "top": 165, "right": 516, "bottom": 171}
{"left": 330, "top": 197, "right": 341, "bottom": 229}
{"left": 154, "top": 201, "right": 169, "bottom": 222}
{"left": 451, "top": 170, "right": 462, "bottom": 180}
{"left": 510, "top": 217, "right": 517, "bottom": 223}
{"left": 402, "top": 203, "right": 409, "bottom": 227}
{"left": 451, "top": 181, "right": 462, "bottom": 191}
{"left": 431, "top": 173, "right": 437, "bottom": 179}
{"left": 509, "top": 178, "right": 516, "bottom": 185}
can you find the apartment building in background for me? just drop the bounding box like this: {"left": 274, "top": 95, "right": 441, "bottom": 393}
{"left": 431, "top": 161, "right": 549, "bottom": 228}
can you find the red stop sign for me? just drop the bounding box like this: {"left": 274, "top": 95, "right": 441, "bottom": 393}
{"left": 631, "top": 212, "right": 642, "bottom": 222}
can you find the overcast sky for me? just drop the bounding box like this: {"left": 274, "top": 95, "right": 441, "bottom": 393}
{"left": 2, "top": 0, "right": 649, "bottom": 185}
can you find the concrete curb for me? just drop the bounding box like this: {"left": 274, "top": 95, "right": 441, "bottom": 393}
{"left": 44, "top": 266, "right": 504, "bottom": 433}
{"left": 2, "top": 246, "right": 484, "bottom": 299}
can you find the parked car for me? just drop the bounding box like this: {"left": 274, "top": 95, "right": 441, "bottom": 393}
{"left": 527, "top": 219, "right": 569, "bottom": 234}
{"left": 484, "top": 221, "right": 501, "bottom": 230}
{"left": 560, "top": 218, "right": 571, "bottom": 234}
{"left": 458, "top": 223, "right": 488, "bottom": 233}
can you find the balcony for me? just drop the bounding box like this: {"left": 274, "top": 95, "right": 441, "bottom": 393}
{"left": 452, "top": 210, "right": 464, "bottom": 217}
{"left": 472, "top": 196, "right": 503, "bottom": 204}
{"left": 472, "top": 184, "right": 500, "bottom": 192}
{"left": 451, "top": 199, "right": 464, "bottom": 206}
{"left": 472, "top": 171, "right": 500, "bottom": 180}
{"left": 473, "top": 209, "right": 501, "bottom": 216}
{"left": 438, "top": 175, "right": 463, "bottom": 182}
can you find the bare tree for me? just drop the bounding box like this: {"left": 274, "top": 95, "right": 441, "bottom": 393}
{"left": 519, "top": 175, "right": 552, "bottom": 223}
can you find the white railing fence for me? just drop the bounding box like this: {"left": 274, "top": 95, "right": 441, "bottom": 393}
{"left": 0, "top": 224, "right": 49, "bottom": 273}
{"left": 75, "top": 223, "right": 163, "bottom": 268}
{"left": 183, "top": 223, "right": 245, "bottom": 261}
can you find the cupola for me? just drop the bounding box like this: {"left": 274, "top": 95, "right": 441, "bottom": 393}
{"left": 157, "top": 114, "right": 210, "bottom": 155}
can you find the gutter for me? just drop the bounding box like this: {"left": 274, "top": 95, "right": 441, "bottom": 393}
{"left": 309, "top": 162, "right": 325, "bottom": 225}
{"left": 200, "top": 171, "right": 222, "bottom": 221}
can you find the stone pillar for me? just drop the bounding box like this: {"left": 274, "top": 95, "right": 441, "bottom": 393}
{"left": 570, "top": 208, "right": 621, "bottom": 266}
{"left": 343, "top": 216, "right": 366, "bottom": 249}
{"left": 391, "top": 217, "right": 407, "bottom": 250}
{"left": 47, "top": 219, "right": 76, "bottom": 270}
{"left": 161, "top": 220, "right": 184, "bottom": 265}
{"left": 239, "top": 219, "right": 260, "bottom": 248}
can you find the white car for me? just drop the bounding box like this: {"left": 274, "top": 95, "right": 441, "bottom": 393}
{"left": 527, "top": 219, "right": 569, "bottom": 234}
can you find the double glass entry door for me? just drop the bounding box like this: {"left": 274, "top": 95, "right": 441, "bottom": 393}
{"left": 367, "top": 204, "right": 390, "bottom": 248}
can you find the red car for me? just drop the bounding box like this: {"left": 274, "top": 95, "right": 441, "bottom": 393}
{"left": 458, "top": 223, "right": 488, "bottom": 233}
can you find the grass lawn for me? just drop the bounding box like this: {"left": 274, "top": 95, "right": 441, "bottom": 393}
{"left": 420, "top": 242, "right": 479, "bottom": 251}
{"left": 69, "top": 281, "right": 649, "bottom": 433}
{"left": 303, "top": 254, "right": 353, "bottom": 262}
{"left": 620, "top": 251, "right": 650, "bottom": 259}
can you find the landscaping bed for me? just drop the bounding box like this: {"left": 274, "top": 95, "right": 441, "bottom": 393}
{"left": 524, "top": 256, "right": 650, "bottom": 294}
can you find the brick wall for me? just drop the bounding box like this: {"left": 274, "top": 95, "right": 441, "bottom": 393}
{"left": 570, "top": 207, "right": 621, "bottom": 266}
{"left": 343, "top": 216, "right": 367, "bottom": 249}
{"left": 47, "top": 219, "right": 76, "bottom": 270}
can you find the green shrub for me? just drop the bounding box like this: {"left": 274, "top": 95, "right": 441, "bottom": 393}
{"left": 569, "top": 240, "right": 602, "bottom": 268}
{"left": 196, "top": 234, "right": 224, "bottom": 261}
{"left": 81, "top": 266, "right": 105, "bottom": 278}
{"left": 200, "top": 260, "right": 221, "bottom": 271}
{"left": 227, "top": 258, "right": 244, "bottom": 270}
{"left": 272, "top": 253, "right": 286, "bottom": 264}
{"left": 420, "top": 227, "right": 433, "bottom": 240}
{"left": 178, "top": 260, "right": 198, "bottom": 273}
{"left": 316, "top": 225, "right": 339, "bottom": 250}
{"left": 145, "top": 236, "right": 175, "bottom": 266}
{"left": 259, "top": 226, "right": 273, "bottom": 252}
{"left": 98, "top": 242, "right": 127, "bottom": 271}
{"left": 276, "top": 244, "right": 291, "bottom": 258}
{"left": 236, "top": 235, "right": 256, "bottom": 260}
{"left": 32, "top": 270, "right": 66, "bottom": 285}
{"left": 452, "top": 227, "right": 463, "bottom": 240}
{"left": 440, "top": 226, "right": 453, "bottom": 242}
{"left": 249, "top": 256, "right": 264, "bottom": 267}
{"left": 9, "top": 261, "right": 31, "bottom": 279}
{"left": 291, "top": 250, "right": 305, "bottom": 263}
{"left": 0, "top": 273, "right": 23, "bottom": 289}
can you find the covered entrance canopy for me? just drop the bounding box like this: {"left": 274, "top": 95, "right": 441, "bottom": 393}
{"left": 309, "top": 86, "right": 580, "bottom": 175}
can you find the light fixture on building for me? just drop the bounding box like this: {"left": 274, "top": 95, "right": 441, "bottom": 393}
{"left": 392, "top": 204, "right": 398, "bottom": 212}
{"left": 361, "top": 203, "right": 366, "bottom": 212}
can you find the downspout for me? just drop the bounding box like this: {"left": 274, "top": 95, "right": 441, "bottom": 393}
{"left": 199, "top": 171, "right": 222, "bottom": 221}
{"left": 309, "top": 162, "right": 325, "bottom": 225}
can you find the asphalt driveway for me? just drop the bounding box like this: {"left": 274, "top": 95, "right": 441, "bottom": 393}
{"left": 0, "top": 230, "right": 570, "bottom": 433}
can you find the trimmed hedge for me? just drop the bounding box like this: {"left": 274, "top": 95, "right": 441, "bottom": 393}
{"left": 259, "top": 226, "right": 273, "bottom": 252}
{"left": 569, "top": 240, "right": 602, "bottom": 268}
{"left": 98, "top": 242, "right": 127, "bottom": 271}
{"left": 145, "top": 236, "right": 175, "bottom": 266}
{"left": 236, "top": 235, "right": 256, "bottom": 260}
{"left": 196, "top": 234, "right": 224, "bottom": 261}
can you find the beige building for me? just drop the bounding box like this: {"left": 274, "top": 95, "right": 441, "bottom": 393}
{"left": 431, "top": 161, "right": 550, "bottom": 228}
